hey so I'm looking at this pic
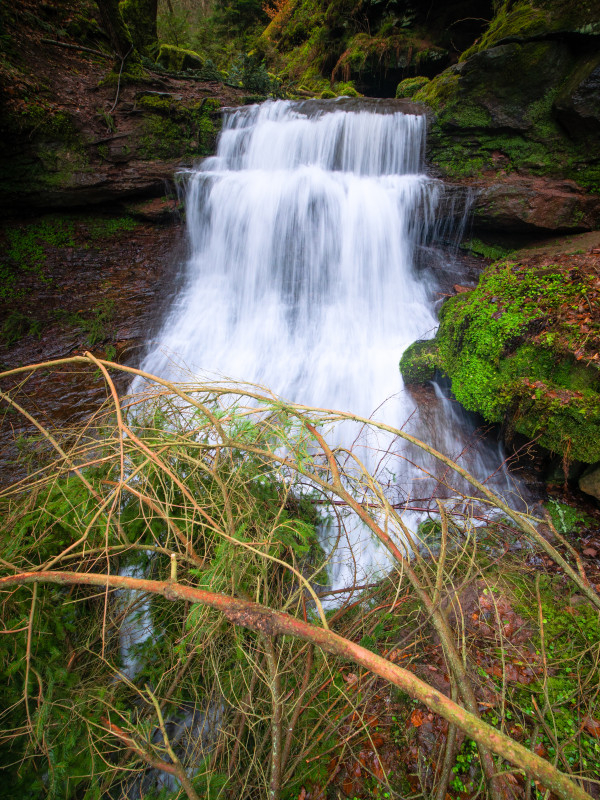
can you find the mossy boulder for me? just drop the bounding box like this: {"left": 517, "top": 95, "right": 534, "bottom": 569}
{"left": 414, "top": 0, "right": 600, "bottom": 193}
{"left": 156, "top": 44, "right": 205, "bottom": 73}
{"left": 395, "top": 76, "right": 430, "bottom": 99}
{"left": 400, "top": 340, "right": 439, "bottom": 385}
{"left": 429, "top": 256, "right": 600, "bottom": 462}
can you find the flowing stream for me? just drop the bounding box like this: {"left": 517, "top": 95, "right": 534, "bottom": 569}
{"left": 137, "top": 97, "right": 519, "bottom": 592}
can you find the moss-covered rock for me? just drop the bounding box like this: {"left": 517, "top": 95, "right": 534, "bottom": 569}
{"left": 461, "top": 0, "right": 600, "bottom": 60}
{"left": 399, "top": 339, "right": 439, "bottom": 384}
{"left": 429, "top": 256, "right": 600, "bottom": 462}
{"left": 137, "top": 96, "right": 220, "bottom": 159}
{"left": 395, "top": 76, "right": 430, "bottom": 99}
{"left": 414, "top": 0, "right": 600, "bottom": 193}
{"left": 156, "top": 44, "right": 205, "bottom": 72}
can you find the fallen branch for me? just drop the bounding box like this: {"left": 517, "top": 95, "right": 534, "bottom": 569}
{"left": 0, "top": 570, "right": 593, "bottom": 800}
{"left": 41, "top": 39, "right": 111, "bottom": 59}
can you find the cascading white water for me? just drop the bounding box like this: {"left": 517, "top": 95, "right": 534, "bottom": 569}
{"left": 143, "top": 100, "right": 439, "bottom": 407}
{"left": 138, "top": 98, "right": 518, "bottom": 593}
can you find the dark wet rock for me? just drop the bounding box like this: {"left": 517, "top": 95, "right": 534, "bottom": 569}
{"left": 0, "top": 213, "right": 185, "bottom": 479}
{"left": 473, "top": 175, "right": 600, "bottom": 232}
{"left": 555, "top": 53, "right": 600, "bottom": 142}
{"left": 124, "top": 195, "right": 181, "bottom": 224}
{"left": 580, "top": 464, "right": 600, "bottom": 502}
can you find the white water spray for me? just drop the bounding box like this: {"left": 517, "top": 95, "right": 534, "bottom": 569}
{"left": 138, "top": 98, "right": 518, "bottom": 593}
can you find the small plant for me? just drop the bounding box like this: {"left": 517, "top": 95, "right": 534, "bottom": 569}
{"left": 227, "top": 54, "right": 279, "bottom": 95}
{"left": 0, "top": 218, "right": 75, "bottom": 298}
{"left": 462, "top": 237, "right": 512, "bottom": 261}
{"left": 0, "top": 311, "right": 42, "bottom": 345}
{"left": 451, "top": 738, "right": 478, "bottom": 792}
{"left": 97, "top": 109, "right": 116, "bottom": 132}
{"left": 544, "top": 499, "right": 592, "bottom": 535}
{"left": 56, "top": 299, "right": 117, "bottom": 346}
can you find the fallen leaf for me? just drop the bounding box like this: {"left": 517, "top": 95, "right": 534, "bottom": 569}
{"left": 584, "top": 716, "right": 600, "bottom": 739}
{"left": 410, "top": 709, "right": 425, "bottom": 727}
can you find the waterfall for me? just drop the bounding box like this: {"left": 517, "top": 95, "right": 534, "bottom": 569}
{"left": 137, "top": 97, "right": 519, "bottom": 592}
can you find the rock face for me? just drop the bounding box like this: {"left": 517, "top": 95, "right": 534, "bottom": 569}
{"left": 0, "top": 82, "right": 226, "bottom": 216}
{"left": 414, "top": 0, "right": 600, "bottom": 225}
{"left": 555, "top": 53, "right": 600, "bottom": 141}
{"left": 0, "top": 6, "right": 251, "bottom": 218}
{"left": 473, "top": 176, "right": 600, "bottom": 232}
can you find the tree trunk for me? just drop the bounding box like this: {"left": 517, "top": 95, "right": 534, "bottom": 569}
{"left": 120, "top": 0, "right": 159, "bottom": 57}
{"left": 94, "top": 0, "right": 135, "bottom": 61}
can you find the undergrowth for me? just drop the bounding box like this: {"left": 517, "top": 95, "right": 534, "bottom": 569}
{"left": 0, "top": 358, "right": 599, "bottom": 800}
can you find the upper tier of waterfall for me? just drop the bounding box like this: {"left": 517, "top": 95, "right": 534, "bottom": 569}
{"left": 210, "top": 98, "right": 427, "bottom": 176}
{"left": 140, "top": 99, "right": 441, "bottom": 417}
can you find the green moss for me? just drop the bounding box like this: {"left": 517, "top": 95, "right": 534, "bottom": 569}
{"left": 544, "top": 499, "right": 595, "bottom": 533}
{"left": 399, "top": 339, "right": 439, "bottom": 385}
{"left": 320, "top": 89, "right": 335, "bottom": 99}
{"left": 137, "top": 94, "right": 173, "bottom": 113}
{"left": 414, "top": 70, "right": 459, "bottom": 111}
{"left": 463, "top": 238, "right": 513, "bottom": 261}
{"left": 434, "top": 260, "right": 600, "bottom": 461}
{"left": 395, "top": 76, "right": 429, "bottom": 99}
{"left": 156, "top": 43, "right": 205, "bottom": 72}
{"left": 334, "top": 81, "right": 359, "bottom": 97}
{"left": 137, "top": 97, "right": 221, "bottom": 159}
{"left": 460, "top": 1, "right": 548, "bottom": 60}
